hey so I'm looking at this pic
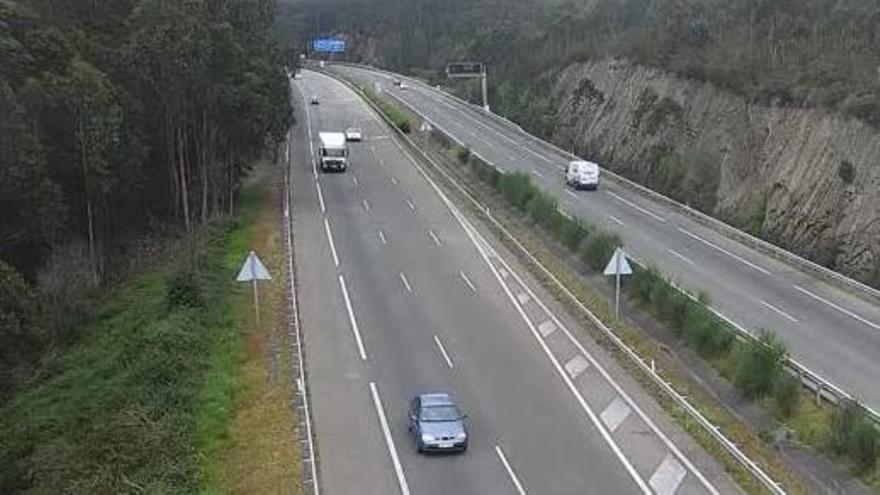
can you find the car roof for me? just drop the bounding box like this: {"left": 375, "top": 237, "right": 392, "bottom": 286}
{"left": 418, "top": 392, "right": 454, "bottom": 406}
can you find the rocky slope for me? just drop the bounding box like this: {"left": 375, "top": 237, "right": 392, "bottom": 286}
{"left": 551, "top": 58, "right": 880, "bottom": 286}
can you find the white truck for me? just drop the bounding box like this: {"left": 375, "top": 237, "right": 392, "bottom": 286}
{"left": 318, "top": 132, "right": 348, "bottom": 172}
{"left": 565, "top": 160, "right": 600, "bottom": 190}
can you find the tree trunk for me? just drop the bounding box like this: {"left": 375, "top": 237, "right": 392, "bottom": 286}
{"left": 177, "top": 122, "right": 191, "bottom": 233}
{"left": 78, "top": 119, "right": 100, "bottom": 286}
{"left": 201, "top": 109, "right": 209, "bottom": 224}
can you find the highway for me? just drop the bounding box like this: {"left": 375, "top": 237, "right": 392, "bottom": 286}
{"left": 289, "top": 70, "right": 739, "bottom": 494}
{"left": 331, "top": 64, "right": 880, "bottom": 412}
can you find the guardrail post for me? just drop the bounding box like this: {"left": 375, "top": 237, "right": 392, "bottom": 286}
{"left": 815, "top": 383, "right": 823, "bottom": 405}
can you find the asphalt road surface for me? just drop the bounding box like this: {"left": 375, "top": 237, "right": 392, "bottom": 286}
{"left": 331, "top": 64, "right": 880, "bottom": 413}
{"left": 289, "top": 70, "right": 740, "bottom": 494}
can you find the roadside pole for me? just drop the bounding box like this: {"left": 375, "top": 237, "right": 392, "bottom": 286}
{"left": 603, "top": 247, "right": 633, "bottom": 318}
{"left": 237, "top": 250, "right": 272, "bottom": 325}
{"left": 481, "top": 65, "right": 490, "bottom": 113}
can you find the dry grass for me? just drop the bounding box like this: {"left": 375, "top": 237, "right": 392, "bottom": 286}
{"left": 207, "top": 161, "right": 302, "bottom": 494}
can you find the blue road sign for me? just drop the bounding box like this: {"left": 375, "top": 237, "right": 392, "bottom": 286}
{"left": 313, "top": 38, "right": 346, "bottom": 53}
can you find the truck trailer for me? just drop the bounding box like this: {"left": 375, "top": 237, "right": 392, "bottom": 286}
{"left": 318, "top": 131, "right": 348, "bottom": 172}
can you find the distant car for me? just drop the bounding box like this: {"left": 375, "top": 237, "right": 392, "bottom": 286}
{"left": 392, "top": 77, "right": 402, "bottom": 86}
{"left": 408, "top": 392, "right": 468, "bottom": 453}
{"left": 399, "top": 82, "right": 408, "bottom": 90}
{"left": 294, "top": 72, "right": 303, "bottom": 80}
{"left": 310, "top": 95, "right": 319, "bottom": 105}
{"left": 345, "top": 127, "right": 363, "bottom": 142}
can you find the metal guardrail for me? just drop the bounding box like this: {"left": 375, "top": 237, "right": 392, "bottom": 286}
{"left": 325, "top": 62, "right": 880, "bottom": 427}
{"left": 318, "top": 67, "right": 788, "bottom": 495}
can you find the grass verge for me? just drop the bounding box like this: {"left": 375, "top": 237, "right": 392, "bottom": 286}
{"left": 0, "top": 162, "right": 301, "bottom": 493}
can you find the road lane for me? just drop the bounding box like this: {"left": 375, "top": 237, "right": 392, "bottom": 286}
{"left": 293, "top": 70, "right": 737, "bottom": 494}
{"left": 335, "top": 64, "right": 880, "bottom": 411}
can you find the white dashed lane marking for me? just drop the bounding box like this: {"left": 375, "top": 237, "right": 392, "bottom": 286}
{"left": 459, "top": 270, "right": 477, "bottom": 293}
{"left": 760, "top": 300, "right": 799, "bottom": 323}
{"left": 516, "top": 292, "right": 531, "bottom": 305}
{"left": 600, "top": 397, "right": 632, "bottom": 433}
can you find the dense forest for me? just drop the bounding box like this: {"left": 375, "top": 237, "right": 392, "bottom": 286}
{"left": 285, "top": 0, "right": 880, "bottom": 132}
{"left": 0, "top": 0, "right": 291, "bottom": 395}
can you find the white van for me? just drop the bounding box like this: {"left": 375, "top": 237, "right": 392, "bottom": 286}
{"left": 318, "top": 132, "right": 348, "bottom": 172}
{"left": 566, "top": 160, "right": 600, "bottom": 190}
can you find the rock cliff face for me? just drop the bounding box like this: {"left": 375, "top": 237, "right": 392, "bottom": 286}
{"left": 551, "top": 58, "right": 880, "bottom": 285}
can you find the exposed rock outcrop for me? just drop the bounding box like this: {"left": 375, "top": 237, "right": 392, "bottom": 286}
{"left": 552, "top": 58, "right": 880, "bottom": 285}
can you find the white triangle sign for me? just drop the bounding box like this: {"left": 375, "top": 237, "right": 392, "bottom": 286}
{"left": 237, "top": 251, "right": 272, "bottom": 282}
{"left": 603, "top": 248, "right": 633, "bottom": 276}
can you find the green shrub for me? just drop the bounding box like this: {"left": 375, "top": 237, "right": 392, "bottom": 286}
{"left": 771, "top": 372, "right": 801, "bottom": 419}
{"left": 630, "top": 266, "right": 662, "bottom": 305}
{"left": 556, "top": 216, "right": 589, "bottom": 252}
{"left": 682, "top": 303, "right": 733, "bottom": 357}
{"left": 526, "top": 190, "right": 557, "bottom": 227}
{"left": 732, "top": 329, "right": 787, "bottom": 399}
{"left": 580, "top": 231, "right": 621, "bottom": 272}
{"left": 831, "top": 400, "right": 880, "bottom": 473}
{"left": 498, "top": 172, "right": 535, "bottom": 211}
{"left": 167, "top": 269, "right": 202, "bottom": 309}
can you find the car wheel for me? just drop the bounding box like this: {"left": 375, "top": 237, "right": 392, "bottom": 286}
{"left": 416, "top": 439, "right": 424, "bottom": 453}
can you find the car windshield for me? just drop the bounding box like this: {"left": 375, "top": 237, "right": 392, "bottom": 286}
{"left": 420, "top": 405, "right": 461, "bottom": 422}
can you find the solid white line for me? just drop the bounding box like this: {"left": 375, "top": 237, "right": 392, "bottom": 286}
{"left": 565, "top": 190, "right": 579, "bottom": 199}
{"left": 608, "top": 215, "right": 625, "bottom": 227}
{"left": 324, "top": 218, "right": 340, "bottom": 267}
{"left": 668, "top": 249, "right": 695, "bottom": 266}
{"left": 495, "top": 445, "right": 527, "bottom": 495}
{"left": 338, "top": 275, "right": 367, "bottom": 360}
{"left": 453, "top": 213, "right": 651, "bottom": 494}
{"left": 760, "top": 300, "right": 799, "bottom": 323}
{"left": 678, "top": 228, "right": 771, "bottom": 275}
{"left": 362, "top": 198, "right": 371, "bottom": 212}
{"left": 433, "top": 334, "right": 454, "bottom": 369}
{"left": 369, "top": 382, "right": 411, "bottom": 495}
{"left": 283, "top": 147, "right": 320, "bottom": 494}
{"left": 459, "top": 270, "right": 477, "bottom": 293}
{"left": 428, "top": 229, "right": 442, "bottom": 246}
{"left": 606, "top": 191, "right": 667, "bottom": 223}
{"left": 399, "top": 272, "right": 413, "bottom": 293}
{"left": 315, "top": 181, "right": 326, "bottom": 213}
{"left": 793, "top": 285, "right": 880, "bottom": 330}
{"left": 378, "top": 229, "right": 388, "bottom": 245}
{"left": 406, "top": 199, "right": 416, "bottom": 211}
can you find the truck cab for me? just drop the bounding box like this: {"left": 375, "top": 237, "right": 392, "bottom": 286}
{"left": 318, "top": 132, "right": 348, "bottom": 172}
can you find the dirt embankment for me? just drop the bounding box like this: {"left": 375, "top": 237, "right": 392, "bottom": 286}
{"left": 551, "top": 58, "right": 880, "bottom": 286}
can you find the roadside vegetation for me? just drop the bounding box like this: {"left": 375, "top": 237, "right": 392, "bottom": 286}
{"left": 0, "top": 165, "right": 301, "bottom": 492}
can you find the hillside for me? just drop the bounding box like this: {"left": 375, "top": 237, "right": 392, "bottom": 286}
{"left": 285, "top": 0, "right": 880, "bottom": 285}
